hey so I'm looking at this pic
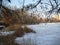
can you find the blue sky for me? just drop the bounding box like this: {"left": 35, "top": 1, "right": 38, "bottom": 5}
{"left": 3, "top": 0, "right": 60, "bottom": 17}
{"left": 3, "top": 0, "right": 51, "bottom": 11}
{"left": 3, "top": 0, "right": 60, "bottom": 9}
{"left": 3, "top": 0, "right": 37, "bottom": 8}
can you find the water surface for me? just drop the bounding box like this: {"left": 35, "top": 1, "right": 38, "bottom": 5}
{"left": 15, "top": 23, "right": 60, "bottom": 45}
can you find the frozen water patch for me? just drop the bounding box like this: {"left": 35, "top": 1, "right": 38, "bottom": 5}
{"left": 15, "top": 23, "right": 60, "bottom": 45}
{"left": 0, "top": 31, "right": 15, "bottom": 36}
{"left": 15, "top": 33, "right": 36, "bottom": 45}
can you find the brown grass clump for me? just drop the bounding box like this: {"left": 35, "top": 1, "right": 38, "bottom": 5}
{"left": 24, "top": 26, "right": 36, "bottom": 33}
{"left": 0, "top": 35, "right": 19, "bottom": 45}
{"left": 1, "top": 6, "right": 39, "bottom": 26}
{"left": 3, "top": 24, "right": 36, "bottom": 37}
{"left": 13, "top": 26, "right": 36, "bottom": 37}
{"left": 0, "top": 24, "right": 36, "bottom": 45}
{"left": 0, "top": 6, "right": 36, "bottom": 45}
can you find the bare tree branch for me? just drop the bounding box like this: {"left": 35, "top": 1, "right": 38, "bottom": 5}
{"left": 8, "top": 0, "right": 11, "bottom": 2}
{"left": 47, "top": 0, "right": 60, "bottom": 14}
{"left": 23, "top": 0, "right": 41, "bottom": 10}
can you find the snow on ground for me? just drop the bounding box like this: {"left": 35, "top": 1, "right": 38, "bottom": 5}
{"left": 0, "top": 31, "right": 15, "bottom": 36}
{"left": 15, "top": 23, "right": 60, "bottom": 45}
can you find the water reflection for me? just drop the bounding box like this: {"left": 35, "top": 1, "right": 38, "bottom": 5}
{"left": 15, "top": 23, "right": 60, "bottom": 45}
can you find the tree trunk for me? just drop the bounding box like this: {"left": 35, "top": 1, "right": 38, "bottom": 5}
{"left": 0, "top": 0, "right": 2, "bottom": 18}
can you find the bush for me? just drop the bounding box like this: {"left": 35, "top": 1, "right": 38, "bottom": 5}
{"left": 0, "top": 35, "right": 19, "bottom": 45}
{"left": 0, "top": 24, "right": 36, "bottom": 45}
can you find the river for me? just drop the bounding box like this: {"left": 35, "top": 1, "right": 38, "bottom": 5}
{"left": 15, "top": 23, "right": 60, "bottom": 45}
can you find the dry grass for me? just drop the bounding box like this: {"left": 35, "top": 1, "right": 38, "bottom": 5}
{"left": 0, "top": 6, "right": 36, "bottom": 45}
{"left": 2, "top": 24, "right": 36, "bottom": 37}
{"left": 0, "top": 24, "right": 36, "bottom": 45}
{"left": 1, "top": 6, "right": 39, "bottom": 26}
{"left": 0, "top": 35, "right": 19, "bottom": 45}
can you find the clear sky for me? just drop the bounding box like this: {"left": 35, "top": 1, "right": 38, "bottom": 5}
{"left": 3, "top": 0, "right": 60, "bottom": 17}
{"left": 3, "top": 0, "right": 60, "bottom": 10}
{"left": 3, "top": 0, "right": 37, "bottom": 8}
{"left": 3, "top": 0, "right": 50, "bottom": 12}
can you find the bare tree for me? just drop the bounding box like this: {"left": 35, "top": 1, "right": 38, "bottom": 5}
{"left": 48, "top": 0, "right": 60, "bottom": 14}
{"left": 0, "top": 0, "right": 2, "bottom": 18}
{"left": 1, "top": 0, "right": 60, "bottom": 18}
{"left": 0, "top": 0, "right": 11, "bottom": 18}
{"left": 22, "top": 0, "right": 41, "bottom": 11}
